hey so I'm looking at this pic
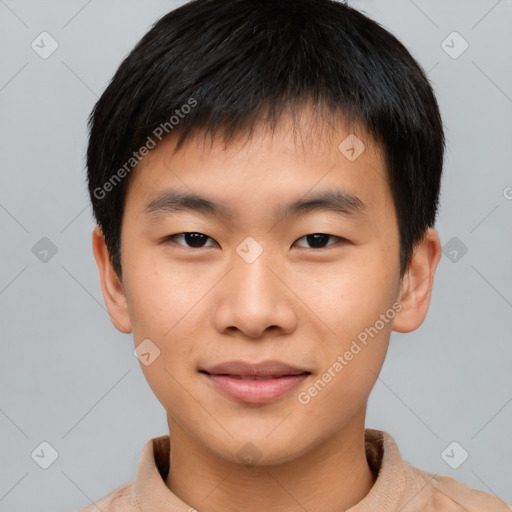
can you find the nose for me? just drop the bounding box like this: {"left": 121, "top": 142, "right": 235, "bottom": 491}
{"left": 211, "top": 249, "right": 298, "bottom": 339}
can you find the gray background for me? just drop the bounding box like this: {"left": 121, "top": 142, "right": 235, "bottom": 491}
{"left": 0, "top": 0, "right": 511, "bottom": 510}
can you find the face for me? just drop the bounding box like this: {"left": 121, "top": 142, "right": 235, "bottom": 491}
{"left": 99, "top": 111, "right": 420, "bottom": 465}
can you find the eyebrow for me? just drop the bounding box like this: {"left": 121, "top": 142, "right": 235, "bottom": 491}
{"left": 143, "top": 189, "right": 367, "bottom": 221}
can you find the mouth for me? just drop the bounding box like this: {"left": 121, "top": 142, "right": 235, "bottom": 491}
{"left": 199, "top": 360, "right": 311, "bottom": 404}
{"left": 200, "top": 373, "right": 309, "bottom": 380}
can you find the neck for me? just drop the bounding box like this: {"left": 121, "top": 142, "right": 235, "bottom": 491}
{"left": 165, "top": 409, "right": 376, "bottom": 512}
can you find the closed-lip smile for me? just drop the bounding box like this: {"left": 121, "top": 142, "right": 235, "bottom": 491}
{"left": 199, "top": 360, "right": 311, "bottom": 403}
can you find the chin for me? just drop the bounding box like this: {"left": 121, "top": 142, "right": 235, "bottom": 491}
{"left": 210, "top": 432, "right": 312, "bottom": 467}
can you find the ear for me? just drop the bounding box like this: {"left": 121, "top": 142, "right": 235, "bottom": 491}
{"left": 92, "top": 225, "right": 132, "bottom": 334}
{"left": 392, "top": 228, "right": 442, "bottom": 333}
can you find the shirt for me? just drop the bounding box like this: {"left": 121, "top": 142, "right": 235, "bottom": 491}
{"left": 78, "top": 428, "right": 511, "bottom": 511}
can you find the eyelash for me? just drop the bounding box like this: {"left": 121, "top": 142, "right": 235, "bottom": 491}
{"left": 164, "top": 232, "right": 346, "bottom": 250}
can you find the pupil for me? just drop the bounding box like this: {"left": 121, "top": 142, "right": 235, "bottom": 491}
{"left": 307, "top": 234, "right": 328, "bottom": 248}
{"left": 186, "top": 232, "right": 206, "bottom": 248}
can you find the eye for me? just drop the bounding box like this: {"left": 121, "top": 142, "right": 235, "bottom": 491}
{"left": 293, "top": 233, "right": 344, "bottom": 249}
{"left": 165, "top": 232, "right": 217, "bottom": 248}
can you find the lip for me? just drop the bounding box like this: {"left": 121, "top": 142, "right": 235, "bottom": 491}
{"left": 202, "top": 359, "right": 310, "bottom": 377}
{"left": 200, "top": 360, "right": 311, "bottom": 404}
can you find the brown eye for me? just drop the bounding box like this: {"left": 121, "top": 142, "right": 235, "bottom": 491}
{"left": 293, "top": 233, "right": 343, "bottom": 249}
{"left": 167, "top": 232, "right": 216, "bottom": 248}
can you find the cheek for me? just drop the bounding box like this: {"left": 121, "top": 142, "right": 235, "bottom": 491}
{"left": 122, "top": 245, "right": 218, "bottom": 375}
{"left": 296, "top": 276, "right": 394, "bottom": 432}
{"left": 122, "top": 241, "right": 200, "bottom": 338}
{"left": 121, "top": 270, "right": 200, "bottom": 411}
{"left": 291, "top": 249, "right": 398, "bottom": 414}
{"left": 124, "top": 263, "right": 202, "bottom": 410}
{"left": 295, "top": 254, "right": 397, "bottom": 341}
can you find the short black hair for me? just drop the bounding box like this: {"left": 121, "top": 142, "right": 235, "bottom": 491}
{"left": 87, "top": 0, "right": 445, "bottom": 279}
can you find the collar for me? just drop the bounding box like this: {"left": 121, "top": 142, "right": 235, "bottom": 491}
{"left": 131, "top": 428, "right": 407, "bottom": 511}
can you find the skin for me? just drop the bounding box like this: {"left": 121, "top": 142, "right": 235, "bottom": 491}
{"left": 92, "top": 107, "right": 442, "bottom": 512}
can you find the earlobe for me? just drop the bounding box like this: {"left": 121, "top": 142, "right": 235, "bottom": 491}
{"left": 91, "top": 225, "right": 133, "bottom": 334}
{"left": 392, "top": 228, "right": 442, "bottom": 333}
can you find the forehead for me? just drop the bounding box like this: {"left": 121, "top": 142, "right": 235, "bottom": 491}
{"left": 124, "top": 109, "right": 392, "bottom": 225}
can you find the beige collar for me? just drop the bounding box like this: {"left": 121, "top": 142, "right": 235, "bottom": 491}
{"left": 131, "top": 428, "right": 407, "bottom": 511}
